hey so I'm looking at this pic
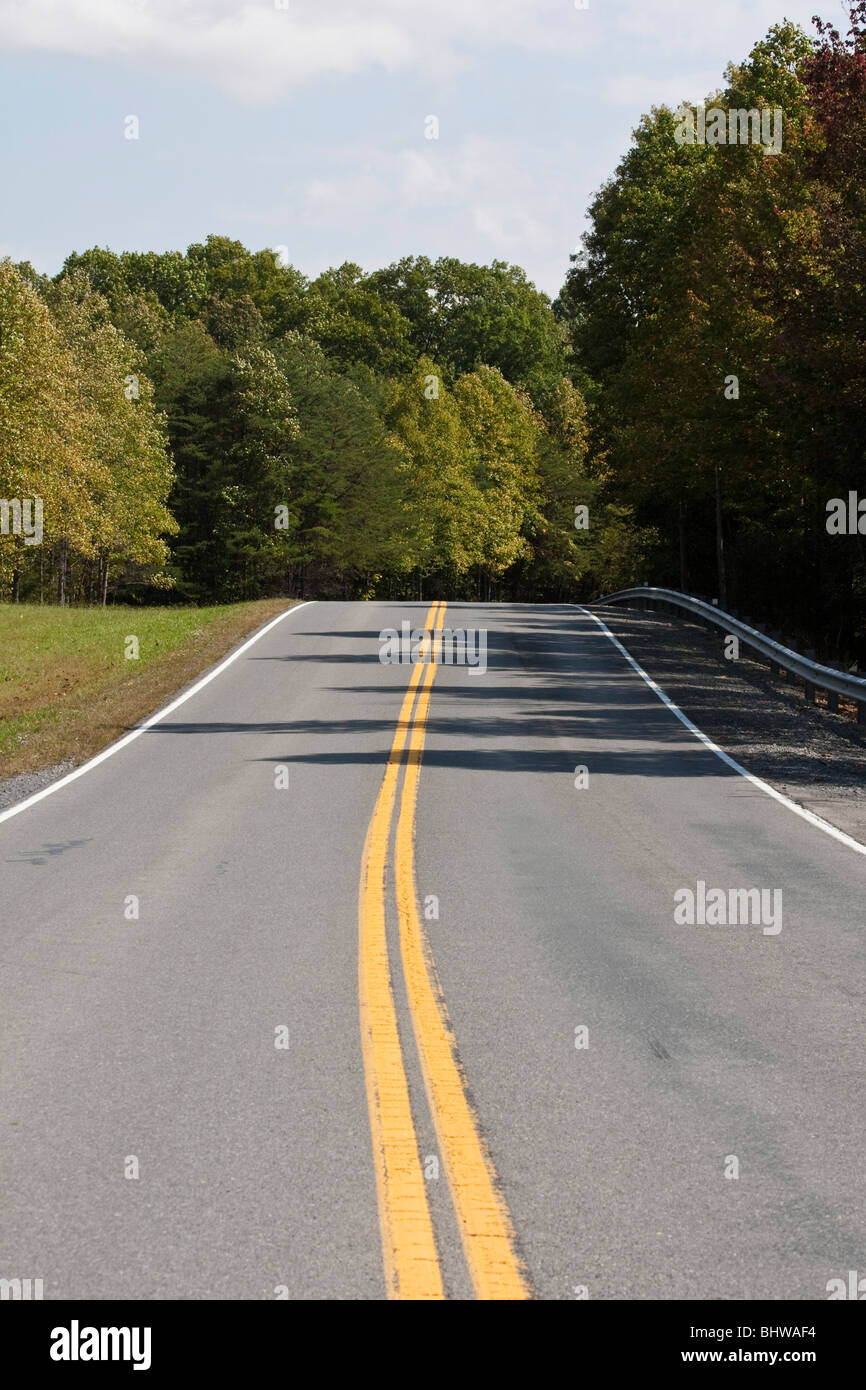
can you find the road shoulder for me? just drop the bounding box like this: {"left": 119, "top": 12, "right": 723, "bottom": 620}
{"left": 589, "top": 603, "right": 866, "bottom": 846}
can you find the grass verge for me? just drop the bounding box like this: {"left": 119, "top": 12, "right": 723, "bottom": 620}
{"left": 0, "top": 599, "right": 301, "bottom": 779}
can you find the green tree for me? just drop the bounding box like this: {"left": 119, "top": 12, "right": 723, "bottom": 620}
{"left": 386, "top": 357, "right": 485, "bottom": 593}
{"left": 305, "top": 263, "right": 415, "bottom": 376}
{"left": 371, "top": 256, "right": 566, "bottom": 403}
{"left": 45, "top": 271, "right": 177, "bottom": 599}
{"left": 272, "top": 333, "right": 405, "bottom": 595}
{"left": 453, "top": 366, "right": 540, "bottom": 583}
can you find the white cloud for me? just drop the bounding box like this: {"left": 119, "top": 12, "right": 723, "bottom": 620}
{"left": 0, "top": 0, "right": 589, "bottom": 100}
{"left": 304, "top": 171, "right": 392, "bottom": 222}
{"left": 473, "top": 205, "right": 547, "bottom": 251}
{"left": 605, "top": 71, "right": 725, "bottom": 109}
{"left": 0, "top": 0, "right": 826, "bottom": 104}
{"left": 0, "top": 0, "right": 823, "bottom": 104}
{"left": 400, "top": 151, "right": 460, "bottom": 204}
{"left": 613, "top": 0, "right": 808, "bottom": 48}
{"left": 295, "top": 134, "right": 578, "bottom": 290}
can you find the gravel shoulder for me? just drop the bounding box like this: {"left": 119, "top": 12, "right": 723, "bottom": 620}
{"left": 589, "top": 602, "right": 866, "bottom": 846}
{"left": 0, "top": 759, "right": 77, "bottom": 813}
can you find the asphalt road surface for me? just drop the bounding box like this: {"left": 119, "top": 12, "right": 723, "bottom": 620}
{"left": 1, "top": 601, "right": 864, "bottom": 1300}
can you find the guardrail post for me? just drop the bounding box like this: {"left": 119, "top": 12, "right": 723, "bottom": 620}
{"left": 803, "top": 650, "right": 817, "bottom": 703}
{"left": 767, "top": 631, "right": 781, "bottom": 675}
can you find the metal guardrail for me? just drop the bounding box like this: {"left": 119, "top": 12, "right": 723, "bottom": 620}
{"left": 593, "top": 586, "right": 866, "bottom": 718}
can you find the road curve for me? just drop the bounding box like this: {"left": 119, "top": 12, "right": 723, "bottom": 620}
{"left": 1, "top": 601, "right": 863, "bottom": 1300}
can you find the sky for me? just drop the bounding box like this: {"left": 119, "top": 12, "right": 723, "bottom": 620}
{"left": 0, "top": 0, "right": 848, "bottom": 299}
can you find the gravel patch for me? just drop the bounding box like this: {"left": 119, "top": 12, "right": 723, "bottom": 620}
{"left": 0, "top": 760, "right": 77, "bottom": 814}
{"left": 590, "top": 603, "right": 866, "bottom": 845}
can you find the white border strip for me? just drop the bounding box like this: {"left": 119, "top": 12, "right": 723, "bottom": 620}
{"left": 0, "top": 601, "right": 316, "bottom": 827}
{"left": 576, "top": 604, "right": 866, "bottom": 861}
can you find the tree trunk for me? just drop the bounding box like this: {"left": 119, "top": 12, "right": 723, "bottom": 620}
{"left": 714, "top": 466, "right": 727, "bottom": 608}
{"left": 57, "top": 540, "right": 67, "bottom": 606}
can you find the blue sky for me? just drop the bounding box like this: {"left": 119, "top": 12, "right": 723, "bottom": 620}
{"left": 0, "top": 0, "right": 844, "bottom": 298}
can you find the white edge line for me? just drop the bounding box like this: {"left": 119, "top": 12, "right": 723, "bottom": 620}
{"left": 575, "top": 604, "right": 866, "bottom": 861}
{"left": 0, "top": 601, "right": 316, "bottom": 827}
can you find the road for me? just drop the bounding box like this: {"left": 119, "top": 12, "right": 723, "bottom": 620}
{"left": 1, "top": 601, "right": 864, "bottom": 1300}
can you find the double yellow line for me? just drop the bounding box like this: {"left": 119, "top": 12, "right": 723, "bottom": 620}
{"left": 358, "top": 601, "right": 529, "bottom": 1300}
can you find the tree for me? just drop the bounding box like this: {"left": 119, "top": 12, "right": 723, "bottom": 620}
{"left": 148, "top": 319, "right": 233, "bottom": 599}
{"left": 0, "top": 261, "right": 176, "bottom": 603}
{"left": 371, "top": 256, "right": 566, "bottom": 403}
{"left": 386, "top": 357, "right": 485, "bottom": 593}
{"left": 453, "top": 366, "right": 540, "bottom": 584}
{"left": 44, "top": 271, "right": 177, "bottom": 599}
{"left": 305, "top": 264, "right": 415, "bottom": 376}
{"left": 0, "top": 261, "right": 90, "bottom": 599}
{"left": 217, "top": 345, "right": 300, "bottom": 598}
{"left": 272, "top": 333, "right": 406, "bottom": 594}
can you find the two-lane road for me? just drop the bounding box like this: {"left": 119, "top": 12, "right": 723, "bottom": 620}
{"left": 1, "top": 602, "right": 863, "bottom": 1299}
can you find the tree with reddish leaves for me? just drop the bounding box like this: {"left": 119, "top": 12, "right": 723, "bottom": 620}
{"left": 806, "top": 3, "right": 866, "bottom": 175}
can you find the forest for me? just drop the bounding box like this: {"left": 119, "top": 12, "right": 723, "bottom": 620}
{"left": 1, "top": 6, "right": 864, "bottom": 657}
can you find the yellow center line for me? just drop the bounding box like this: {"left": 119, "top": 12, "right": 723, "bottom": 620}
{"left": 358, "top": 601, "right": 445, "bottom": 1300}
{"left": 394, "top": 603, "right": 531, "bottom": 1300}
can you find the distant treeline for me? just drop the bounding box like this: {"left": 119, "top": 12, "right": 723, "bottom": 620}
{"left": 1, "top": 6, "right": 865, "bottom": 660}
{"left": 0, "top": 245, "right": 640, "bottom": 608}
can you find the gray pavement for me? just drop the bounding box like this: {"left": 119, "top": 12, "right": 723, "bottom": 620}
{"left": 1, "top": 601, "right": 864, "bottom": 1299}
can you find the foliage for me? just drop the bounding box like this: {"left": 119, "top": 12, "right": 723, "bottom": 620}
{"left": 555, "top": 8, "right": 866, "bottom": 656}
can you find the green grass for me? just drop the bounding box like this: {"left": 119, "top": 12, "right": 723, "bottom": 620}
{"left": 0, "top": 599, "right": 297, "bottom": 775}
